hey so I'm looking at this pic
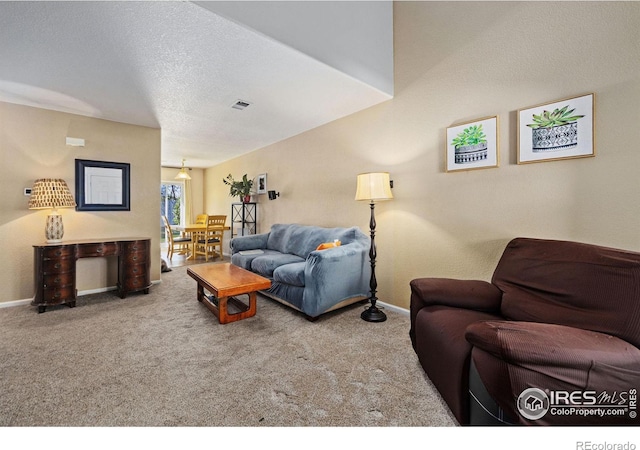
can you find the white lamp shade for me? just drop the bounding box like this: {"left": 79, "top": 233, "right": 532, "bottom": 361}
{"left": 355, "top": 172, "right": 393, "bottom": 201}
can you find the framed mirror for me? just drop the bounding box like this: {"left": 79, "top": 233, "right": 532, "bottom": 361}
{"left": 75, "top": 159, "right": 130, "bottom": 211}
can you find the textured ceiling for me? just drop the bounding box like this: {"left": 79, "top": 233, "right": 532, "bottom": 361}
{"left": 0, "top": 1, "right": 393, "bottom": 168}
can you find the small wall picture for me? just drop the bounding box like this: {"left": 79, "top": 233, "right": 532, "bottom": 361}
{"left": 446, "top": 116, "right": 499, "bottom": 172}
{"left": 256, "top": 173, "right": 267, "bottom": 194}
{"left": 517, "top": 93, "right": 594, "bottom": 164}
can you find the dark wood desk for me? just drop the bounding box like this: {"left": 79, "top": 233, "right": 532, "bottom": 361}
{"left": 33, "top": 237, "right": 151, "bottom": 313}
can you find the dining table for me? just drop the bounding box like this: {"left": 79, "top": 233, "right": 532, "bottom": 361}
{"left": 174, "top": 224, "right": 231, "bottom": 260}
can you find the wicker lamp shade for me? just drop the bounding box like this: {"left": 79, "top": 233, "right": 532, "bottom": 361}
{"left": 28, "top": 178, "right": 76, "bottom": 210}
{"left": 28, "top": 179, "right": 76, "bottom": 243}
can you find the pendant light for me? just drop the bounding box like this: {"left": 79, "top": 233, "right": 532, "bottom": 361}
{"left": 175, "top": 159, "right": 191, "bottom": 180}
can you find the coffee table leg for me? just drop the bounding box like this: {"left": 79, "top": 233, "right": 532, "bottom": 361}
{"left": 196, "top": 283, "right": 205, "bottom": 303}
{"left": 218, "top": 296, "right": 229, "bottom": 324}
{"left": 194, "top": 281, "right": 258, "bottom": 324}
{"left": 218, "top": 292, "right": 257, "bottom": 324}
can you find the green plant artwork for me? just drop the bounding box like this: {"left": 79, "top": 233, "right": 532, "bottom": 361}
{"left": 527, "top": 105, "right": 584, "bottom": 129}
{"left": 451, "top": 124, "right": 487, "bottom": 149}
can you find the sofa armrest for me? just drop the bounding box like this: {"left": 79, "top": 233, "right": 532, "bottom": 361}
{"left": 230, "top": 233, "right": 269, "bottom": 254}
{"left": 410, "top": 278, "right": 502, "bottom": 312}
{"left": 301, "top": 243, "right": 371, "bottom": 317}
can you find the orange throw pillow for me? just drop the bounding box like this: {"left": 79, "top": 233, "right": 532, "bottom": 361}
{"left": 316, "top": 240, "right": 341, "bottom": 251}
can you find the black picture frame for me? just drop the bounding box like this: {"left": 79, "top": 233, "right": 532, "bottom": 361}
{"left": 75, "top": 159, "right": 130, "bottom": 211}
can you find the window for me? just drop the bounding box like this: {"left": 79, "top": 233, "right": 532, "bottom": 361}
{"left": 160, "top": 182, "right": 185, "bottom": 241}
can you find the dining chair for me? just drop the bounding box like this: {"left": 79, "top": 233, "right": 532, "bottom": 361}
{"left": 194, "top": 215, "right": 226, "bottom": 261}
{"left": 184, "top": 213, "right": 209, "bottom": 241}
{"left": 162, "top": 215, "right": 192, "bottom": 259}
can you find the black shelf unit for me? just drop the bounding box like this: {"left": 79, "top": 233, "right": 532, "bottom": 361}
{"left": 231, "top": 202, "right": 257, "bottom": 238}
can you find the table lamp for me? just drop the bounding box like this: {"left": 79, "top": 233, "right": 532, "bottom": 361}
{"left": 355, "top": 172, "right": 393, "bottom": 322}
{"left": 28, "top": 178, "right": 77, "bottom": 243}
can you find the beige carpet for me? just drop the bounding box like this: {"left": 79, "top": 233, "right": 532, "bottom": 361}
{"left": 0, "top": 262, "right": 456, "bottom": 427}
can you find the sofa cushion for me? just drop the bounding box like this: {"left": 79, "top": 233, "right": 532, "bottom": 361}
{"left": 251, "top": 253, "right": 305, "bottom": 277}
{"left": 231, "top": 249, "right": 282, "bottom": 271}
{"left": 266, "top": 223, "right": 359, "bottom": 259}
{"left": 273, "top": 262, "right": 306, "bottom": 287}
{"left": 492, "top": 238, "right": 640, "bottom": 348}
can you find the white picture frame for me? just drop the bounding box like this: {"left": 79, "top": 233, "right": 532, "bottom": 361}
{"left": 257, "top": 173, "right": 267, "bottom": 194}
{"left": 446, "top": 116, "right": 499, "bottom": 172}
{"left": 517, "top": 93, "right": 595, "bottom": 164}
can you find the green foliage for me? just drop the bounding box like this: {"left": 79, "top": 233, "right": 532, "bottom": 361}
{"left": 451, "top": 124, "right": 487, "bottom": 148}
{"left": 172, "top": 200, "right": 181, "bottom": 224}
{"left": 222, "top": 173, "right": 253, "bottom": 198}
{"left": 527, "top": 105, "right": 584, "bottom": 129}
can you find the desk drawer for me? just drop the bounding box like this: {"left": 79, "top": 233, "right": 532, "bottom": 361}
{"left": 121, "top": 241, "right": 149, "bottom": 253}
{"left": 42, "top": 258, "right": 74, "bottom": 274}
{"left": 43, "top": 272, "right": 73, "bottom": 288}
{"left": 77, "top": 243, "right": 118, "bottom": 258}
{"left": 121, "top": 251, "right": 149, "bottom": 264}
{"left": 42, "top": 285, "right": 75, "bottom": 303}
{"left": 123, "top": 274, "right": 150, "bottom": 291}
{"left": 42, "top": 246, "right": 74, "bottom": 259}
{"left": 125, "top": 263, "right": 148, "bottom": 278}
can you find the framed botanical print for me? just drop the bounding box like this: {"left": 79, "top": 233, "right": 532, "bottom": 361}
{"left": 517, "top": 93, "right": 594, "bottom": 164}
{"left": 446, "top": 116, "right": 499, "bottom": 172}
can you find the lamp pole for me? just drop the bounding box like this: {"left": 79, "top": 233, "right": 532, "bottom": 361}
{"left": 362, "top": 199, "right": 386, "bottom": 322}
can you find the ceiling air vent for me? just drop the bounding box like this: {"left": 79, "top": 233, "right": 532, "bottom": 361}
{"left": 232, "top": 100, "right": 251, "bottom": 110}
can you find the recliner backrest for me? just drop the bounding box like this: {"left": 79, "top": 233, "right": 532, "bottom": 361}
{"left": 492, "top": 237, "right": 640, "bottom": 347}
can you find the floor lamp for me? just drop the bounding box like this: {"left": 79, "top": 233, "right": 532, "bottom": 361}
{"left": 355, "top": 172, "right": 393, "bottom": 322}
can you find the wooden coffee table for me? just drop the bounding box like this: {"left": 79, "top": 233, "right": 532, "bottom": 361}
{"left": 187, "top": 263, "right": 271, "bottom": 324}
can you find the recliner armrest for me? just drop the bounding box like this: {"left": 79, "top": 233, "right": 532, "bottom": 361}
{"left": 410, "top": 278, "right": 502, "bottom": 312}
{"left": 466, "top": 320, "right": 640, "bottom": 370}
{"left": 466, "top": 320, "right": 640, "bottom": 424}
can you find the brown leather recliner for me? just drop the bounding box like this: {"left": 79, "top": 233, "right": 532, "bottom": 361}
{"left": 409, "top": 237, "right": 640, "bottom": 425}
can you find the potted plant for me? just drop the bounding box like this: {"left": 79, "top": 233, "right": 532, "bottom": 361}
{"left": 223, "top": 174, "right": 253, "bottom": 202}
{"left": 451, "top": 124, "right": 488, "bottom": 164}
{"left": 527, "top": 105, "right": 584, "bottom": 152}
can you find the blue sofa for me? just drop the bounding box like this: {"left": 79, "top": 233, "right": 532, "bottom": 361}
{"left": 230, "top": 223, "right": 371, "bottom": 319}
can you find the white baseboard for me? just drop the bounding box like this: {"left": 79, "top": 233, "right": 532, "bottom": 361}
{"left": 377, "top": 301, "right": 409, "bottom": 316}
{"left": 0, "top": 279, "right": 162, "bottom": 309}
{"left": 0, "top": 298, "right": 31, "bottom": 308}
